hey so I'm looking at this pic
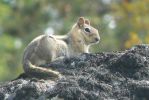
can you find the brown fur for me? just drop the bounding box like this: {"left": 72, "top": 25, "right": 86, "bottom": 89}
{"left": 22, "top": 17, "right": 100, "bottom": 79}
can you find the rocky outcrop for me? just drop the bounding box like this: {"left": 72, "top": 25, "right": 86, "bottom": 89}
{"left": 0, "top": 44, "right": 149, "bottom": 100}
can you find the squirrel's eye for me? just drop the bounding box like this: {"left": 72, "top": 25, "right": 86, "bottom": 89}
{"left": 84, "top": 28, "right": 90, "bottom": 33}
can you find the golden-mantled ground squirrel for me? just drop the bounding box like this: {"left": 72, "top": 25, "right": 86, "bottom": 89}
{"left": 22, "top": 17, "right": 100, "bottom": 79}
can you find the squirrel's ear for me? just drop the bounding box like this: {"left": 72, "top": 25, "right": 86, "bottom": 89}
{"left": 85, "top": 19, "right": 90, "bottom": 25}
{"left": 77, "top": 17, "right": 85, "bottom": 27}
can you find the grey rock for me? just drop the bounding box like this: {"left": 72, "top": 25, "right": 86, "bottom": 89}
{"left": 1, "top": 44, "right": 149, "bottom": 100}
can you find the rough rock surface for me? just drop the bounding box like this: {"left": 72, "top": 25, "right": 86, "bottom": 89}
{"left": 1, "top": 44, "right": 149, "bottom": 100}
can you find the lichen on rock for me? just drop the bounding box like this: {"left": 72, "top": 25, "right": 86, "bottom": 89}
{"left": 1, "top": 44, "right": 149, "bottom": 100}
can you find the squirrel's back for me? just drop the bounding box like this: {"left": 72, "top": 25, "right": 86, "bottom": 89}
{"left": 22, "top": 35, "right": 63, "bottom": 78}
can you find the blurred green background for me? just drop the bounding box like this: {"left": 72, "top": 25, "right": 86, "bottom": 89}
{"left": 0, "top": 0, "right": 149, "bottom": 81}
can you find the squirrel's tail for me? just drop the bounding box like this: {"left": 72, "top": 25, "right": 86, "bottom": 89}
{"left": 23, "top": 61, "right": 61, "bottom": 78}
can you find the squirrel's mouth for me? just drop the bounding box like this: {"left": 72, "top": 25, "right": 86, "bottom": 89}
{"left": 90, "top": 40, "right": 99, "bottom": 44}
{"left": 91, "top": 37, "right": 100, "bottom": 44}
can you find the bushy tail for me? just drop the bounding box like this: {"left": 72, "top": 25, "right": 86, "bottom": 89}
{"left": 23, "top": 61, "right": 61, "bottom": 78}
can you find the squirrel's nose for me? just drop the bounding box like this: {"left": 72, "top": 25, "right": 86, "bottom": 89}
{"left": 95, "top": 38, "right": 100, "bottom": 42}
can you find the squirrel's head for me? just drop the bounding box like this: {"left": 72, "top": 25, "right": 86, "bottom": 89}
{"left": 76, "top": 17, "right": 100, "bottom": 45}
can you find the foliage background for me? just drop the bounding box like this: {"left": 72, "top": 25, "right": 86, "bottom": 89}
{"left": 0, "top": 0, "right": 148, "bottom": 81}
